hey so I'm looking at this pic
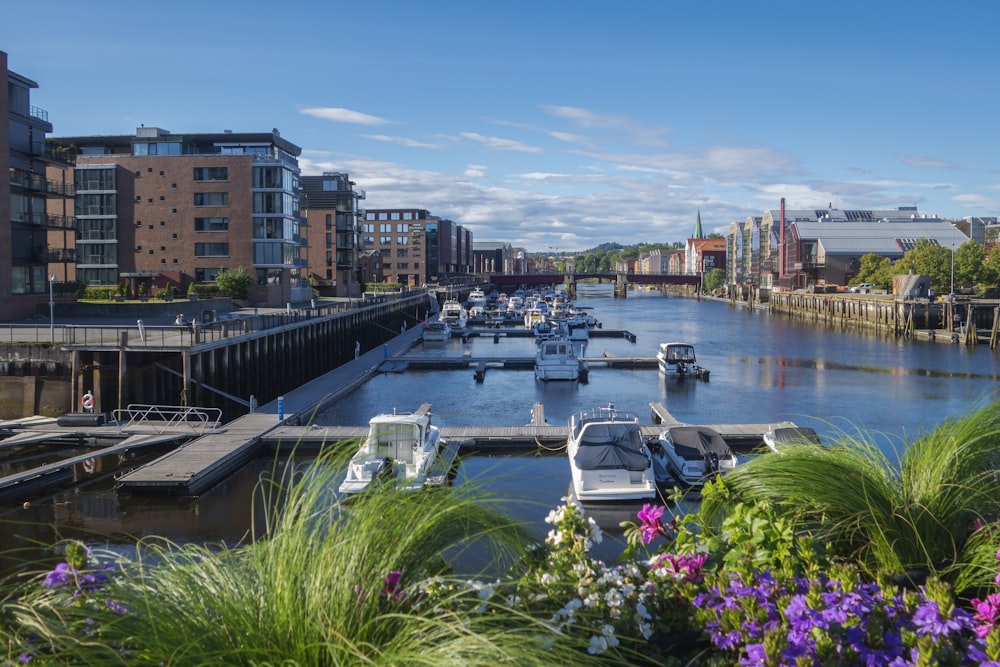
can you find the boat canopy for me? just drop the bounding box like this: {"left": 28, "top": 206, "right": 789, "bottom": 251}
{"left": 660, "top": 343, "right": 696, "bottom": 363}
{"left": 667, "top": 426, "right": 730, "bottom": 459}
{"left": 573, "top": 422, "right": 649, "bottom": 471}
{"left": 767, "top": 426, "right": 821, "bottom": 447}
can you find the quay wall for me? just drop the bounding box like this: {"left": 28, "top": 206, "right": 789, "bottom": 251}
{"left": 0, "top": 294, "right": 433, "bottom": 420}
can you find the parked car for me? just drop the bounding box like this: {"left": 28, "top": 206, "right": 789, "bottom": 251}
{"left": 849, "top": 283, "right": 873, "bottom": 293}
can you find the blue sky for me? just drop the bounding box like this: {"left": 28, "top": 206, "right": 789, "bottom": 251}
{"left": 4, "top": 0, "right": 998, "bottom": 252}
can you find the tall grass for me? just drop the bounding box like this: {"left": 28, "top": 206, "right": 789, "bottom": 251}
{"left": 716, "top": 402, "right": 1000, "bottom": 595}
{"left": 1, "top": 449, "right": 605, "bottom": 665}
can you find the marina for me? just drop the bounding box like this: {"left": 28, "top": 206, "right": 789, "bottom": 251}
{"left": 0, "top": 292, "right": 996, "bottom": 571}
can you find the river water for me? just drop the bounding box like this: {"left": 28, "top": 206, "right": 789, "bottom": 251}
{"left": 2, "top": 291, "right": 997, "bottom": 569}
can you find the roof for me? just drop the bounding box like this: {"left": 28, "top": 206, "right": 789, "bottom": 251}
{"left": 792, "top": 221, "right": 968, "bottom": 255}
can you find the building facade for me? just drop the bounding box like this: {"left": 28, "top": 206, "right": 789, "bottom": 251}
{"left": 300, "top": 172, "right": 365, "bottom": 297}
{"left": 51, "top": 127, "right": 309, "bottom": 307}
{"left": 725, "top": 200, "right": 967, "bottom": 291}
{"left": 361, "top": 209, "right": 473, "bottom": 285}
{"left": 2, "top": 51, "right": 75, "bottom": 320}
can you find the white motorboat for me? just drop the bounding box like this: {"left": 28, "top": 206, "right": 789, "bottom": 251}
{"left": 565, "top": 314, "right": 590, "bottom": 341}
{"left": 656, "top": 426, "right": 738, "bottom": 486}
{"left": 762, "top": 424, "right": 821, "bottom": 453}
{"left": 422, "top": 321, "right": 452, "bottom": 343}
{"left": 524, "top": 307, "right": 546, "bottom": 330}
{"left": 656, "top": 342, "right": 710, "bottom": 380}
{"left": 467, "top": 288, "right": 487, "bottom": 310}
{"left": 338, "top": 409, "right": 444, "bottom": 494}
{"left": 535, "top": 338, "right": 582, "bottom": 381}
{"left": 440, "top": 300, "right": 469, "bottom": 330}
{"left": 566, "top": 405, "right": 668, "bottom": 502}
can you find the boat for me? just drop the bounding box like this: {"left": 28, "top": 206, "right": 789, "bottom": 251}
{"left": 566, "top": 405, "right": 669, "bottom": 502}
{"left": 762, "top": 424, "right": 821, "bottom": 453}
{"left": 656, "top": 426, "right": 738, "bottom": 486}
{"left": 565, "top": 314, "right": 590, "bottom": 341}
{"left": 338, "top": 409, "right": 444, "bottom": 494}
{"left": 535, "top": 338, "right": 582, "bottom": 381}
{"left": 467, "top": 288, "right": 487, "bottom": 310}
{"left": 440, "top": 300, "right": 469, "bottom": 329}
{"left": 421, "top": 321, "right": 451, "bottom": 343}
{"left": 656, "top": 342, "right": 710, "bottom": 380}
{"left": 524, "top": 307, "right": 546, "bottom": 330}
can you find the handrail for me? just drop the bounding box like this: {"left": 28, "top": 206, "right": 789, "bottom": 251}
{"left": 111, "top": 404, "right": 222, "bottom": 434}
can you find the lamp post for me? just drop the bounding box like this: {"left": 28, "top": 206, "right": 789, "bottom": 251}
{"left": 48, "top": 274, "right": 56, "bottom": 342}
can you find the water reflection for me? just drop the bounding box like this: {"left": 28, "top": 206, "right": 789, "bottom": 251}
{"left": 1, "top": 293, "right": 997, "bottom": 571}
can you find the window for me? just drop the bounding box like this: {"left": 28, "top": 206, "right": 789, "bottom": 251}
{"left": 361, "top": 224, "right": 373, "bottom": 233}
{"left": 396, "top": 248, "right": 409, "bottom": 257}
{"left": 397, "top": 236, "right": 408, "bottom": 245}
{"left": 403, "top": 212, "right": 413, "bottom": 221}
{"left": 397, "top": 223, "right": 409, "bottom": 233}
{"left": 195, "top": 243, "right": 229, "bottom": 257}
{"left": 379, "top": 236, "right": 391, "bottom": 245}
{"left": 379, "top": 223, "right": 391, "bottom": 233}
{"left": 378, "top": 212, "right": 388, "bottom": 221}
{"left": 194, "top": 217, "right": 229, "bottom": 232}
{"left": 194, "top": 192, "right": 229, "bottom": 206}
{"left": 256, "top": 268, "right": 282, "bottom": 285}
{"left": 390, "top": 212, "right": 400, "bottom": 220}
{"left": 325, "top": 213, "right": 332, "bottom": 228}
{"left": 195, "top": 268, "right": 224, "bottom": 281}
{"left": 193, "top": 167, "right": 228, "bottom": 181}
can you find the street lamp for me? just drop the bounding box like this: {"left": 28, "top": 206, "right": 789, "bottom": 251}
{"left": 48, "top": 274, "right": 56, "bottom": 342}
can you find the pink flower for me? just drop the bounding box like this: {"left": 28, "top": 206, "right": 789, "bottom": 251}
{"left": 637, "top": 504, "right": 665, "bottom": 544}
{"left": 971, "top": 592, "right": 1000, "bottom": 639}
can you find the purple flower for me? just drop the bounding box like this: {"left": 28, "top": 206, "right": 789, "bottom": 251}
{"left": 971, "top": 592, "right": 1000, "bottom": 639}
{"left": 381, "top": 570, "right": 405, "bottom": 600}
{"left": 637, "top": 504, "right": 665, "bottom": 544}
{"left": 42, "top": 562, "right": 73, "bottom": 589}
{"left": 912, "top": 599, "right": 973, "bottom": 641}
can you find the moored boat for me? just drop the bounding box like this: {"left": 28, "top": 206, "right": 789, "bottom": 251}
{"left": 421, "top": 321, "right": 452, "bottom": 343}
{"left": 535, "top": 338, "right": 583, "bottom": 381}
{"left": 566, "top": 405, "right": 668, "bottom": 502}
{"left": 440, "top": 300, "right": 469, "bottom": 330}
{"left": 338, "top": 409, "right": 444, "bottom": 494}
{"left": 762, "top": 424, "right": 821, "bottom": 453}
{"left": 656, "top": 426, "right": 737, "bottom": 486}
{"left": 656, "top": 342, "right": 710, "bottom": 380}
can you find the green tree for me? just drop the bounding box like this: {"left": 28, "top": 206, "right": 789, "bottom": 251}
{"left": 703, "top": 267, "right": 725, "bottom": 292}
{"left": 893, "top": 239, "right": 952, "bottom": 292}
{"left": 853, "top": 253, "right": 892, "bottom": 288}
{"left": 954, "top": 240, "right": 985, "bottom": 292}
{"left": 215, "top": 266, "right": 253, "bottom": 300}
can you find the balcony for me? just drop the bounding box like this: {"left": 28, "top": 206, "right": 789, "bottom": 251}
{"left": 9, "top": 169, "right": 75, "bottom": 197}
{"left": 29, "top": 106, "right": 49, "bottom": 123}
{"left": 47, "top": 247, "right": 77, "bottom": 263}
{"left": 29, "top": 141, "right": 76, "bottom": 165}
{"left": 12, "top": 212, "right": 77, "bottom": 230}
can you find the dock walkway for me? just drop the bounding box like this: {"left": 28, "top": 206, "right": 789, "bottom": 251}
{"left": 114, "top": 324, "right": 782, "bottom": 496}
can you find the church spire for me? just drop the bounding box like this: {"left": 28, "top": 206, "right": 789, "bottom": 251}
{"left": 694, "top": 210, "right": 703, "bottom": 239}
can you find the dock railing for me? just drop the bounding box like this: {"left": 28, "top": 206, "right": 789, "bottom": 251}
{"left": 111, "top": 404, "right": 223, "bottom": 434}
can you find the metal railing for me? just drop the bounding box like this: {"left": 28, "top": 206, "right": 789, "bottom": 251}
{"left": 111, "top": 404, "right": 223, "bottom": 434}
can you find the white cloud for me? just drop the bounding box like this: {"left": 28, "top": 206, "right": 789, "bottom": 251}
{"left": 464, "top": 164, "right": 487, "bottom": 178}
{"left": 459, "top": 132, "right": 543, "bottom": 153}
{"left": 897, "top": 153, "right": 957, "bottom": 169}
{"left": 300, "top": 107, "right": 389, "bottom": 126}
{"left": 363, "top": 134, "right": 441, "bottom": 149}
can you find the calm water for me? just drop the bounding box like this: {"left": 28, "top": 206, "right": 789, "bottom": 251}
{"left": 2, "top": 291, "right": 997, "bottom": 568}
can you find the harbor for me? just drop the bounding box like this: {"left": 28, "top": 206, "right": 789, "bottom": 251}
{"left": 0, "top": 292, "right": 995, "bottom": 571}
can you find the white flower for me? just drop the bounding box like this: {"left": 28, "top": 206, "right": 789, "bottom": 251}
{"left": 587, "top": 635, "right": 608, "bottom": 655}
{"left": 540, "top": 572, "right": 556, "bottom": 586}
{"left": 588, "top": 517, "right": 603, "bottom": 544}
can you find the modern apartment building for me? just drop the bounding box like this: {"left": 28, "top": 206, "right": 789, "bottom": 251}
{"left": 50, "top": 127, "right": 309, "bottom": 307}
{"left": 1, "top": 51, "right": 75, "bottom": 321}
{"left": 358, "top": 208, "right": 474, "bottom": 286}
{"left": 300, "top": 172, "right": 365, "bottom": 297}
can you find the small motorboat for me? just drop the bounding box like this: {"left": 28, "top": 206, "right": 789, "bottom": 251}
{"left": 762, "top": 424, "right": 822, "bottom": 453}
{"left": 338, "top": 409, "right": 444, "bottom": 495}
{"left": 657, "top": 426, "right": 738, "bottom": 486}
{"left": 440, "top": 300, "right": 469, "bottom": 330}
{"left": 656, "top": 342, "right": 710, "bottom": 380}
{"left": 535, "top": 338, "right": 582, "bottom": 381}
{"left": 566, "top": 405, "right": 669, "bottom": 502}
{"left": 421, "top": 321, "right": 452, "bottom": 343}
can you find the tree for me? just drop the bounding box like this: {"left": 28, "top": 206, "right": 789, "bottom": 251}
{"left": 703, "top": 268, "right": 725, "bottom": 292}
{"left": 893, "top": 239, "right": 952, "bottom": 292}
{"left": 215, "top": 266, "right": 253, "bottom": 300}
{"left": 853, "top": 253, "right": 892, "bottom": 288}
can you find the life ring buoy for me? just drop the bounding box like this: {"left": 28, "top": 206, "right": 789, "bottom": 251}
{"left": 81, "top": 393, "right": 94, "bottom": 411}
{"left": 82, "top": 458, "right": 96, "bottom": 474}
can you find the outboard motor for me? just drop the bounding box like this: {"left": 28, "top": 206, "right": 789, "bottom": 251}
{"left": 704, "top": 451, "right": 720, "bottom": 474}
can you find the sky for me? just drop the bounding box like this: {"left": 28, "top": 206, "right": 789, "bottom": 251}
{"left": 4, "top": 0, "right": 999, "bottom": 253}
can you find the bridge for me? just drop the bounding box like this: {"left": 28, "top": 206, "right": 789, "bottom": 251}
{"left": 487, "top": 273, "right": 700, "bottom": 287}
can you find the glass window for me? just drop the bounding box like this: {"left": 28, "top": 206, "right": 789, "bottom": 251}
{"left": 380, "top": 236, "right": 391, "bottom": 245}
{"left": 193, "top": 167, "right": 228, "bottom": 181}
{"left": 390, "top": 212, "right": 400, "bottom": 220}
{"left": 195, "top": 268, "right": 224, "bottom": 281}
{"left": 194, "top": 217, "right": 229, "bottom": 232}
{"left": 378, "top": 212, "right": 388, "bottom": 221}
{"left": 194, "top": 192, "right": 229, "bottom": 206}
{"left": 397, "top": 236, "right": 408, "bottom": 245}
{"left": 379, "top": 223, "right": 391, "bottom": 233}
{"left": 194, "top": 243, "right": 229, "bottom": 256}
{"left": 397, "top": 223, "right": 409, "bottom": 233}
{"left": 403, "top": 212, "right": 413, "bottom": 221}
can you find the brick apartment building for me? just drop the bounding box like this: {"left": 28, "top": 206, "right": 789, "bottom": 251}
{"left": 1, "top": 51, "right": 75, "bottom": 321}
{"left": 50, "top": 127, "right": 310, "bottom": 307}
{"left": 359, "top": 209, "right": 473, "bottom": 286}
{"left": 300, "top": 172, "right": 365, "bottom": 298}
